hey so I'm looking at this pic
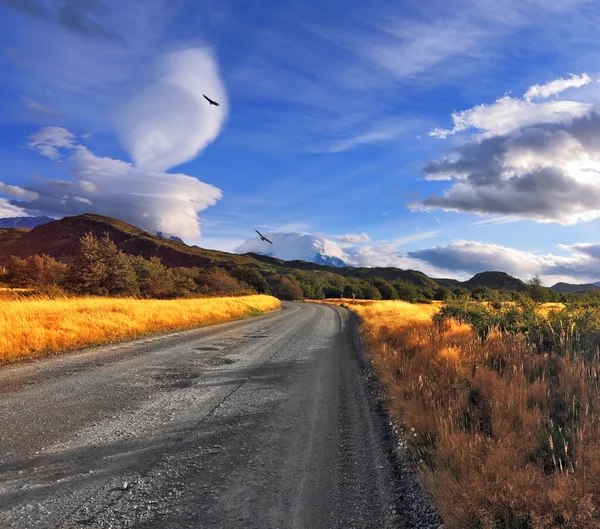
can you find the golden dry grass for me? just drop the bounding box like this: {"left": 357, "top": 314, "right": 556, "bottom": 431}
{"left": 0, "top": 295, "right": 280, "bottom": 363}
{"left": 341, "top": 299, "right": 600, "bottom": 529}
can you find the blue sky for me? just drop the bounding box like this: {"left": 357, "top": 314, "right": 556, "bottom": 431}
{"left": 2, "top": 0, "right": 600, "bottom": 283}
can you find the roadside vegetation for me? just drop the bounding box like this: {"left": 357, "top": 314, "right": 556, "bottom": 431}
{"left": 344, "top": 294, "right": 600, "bottom": 529}
{"left": 0, "top": 294, "right": 280, "bottom": 363}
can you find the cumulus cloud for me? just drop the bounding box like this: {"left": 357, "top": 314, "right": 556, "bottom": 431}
{"left": 236, "top": 232, "right": 350, "bottom": 262}
{"left": 115, "top": 47, "right": 228, "bottom": 172}
{"left": 428, "top": 96, "right": 589, "bottom": 139}
{"left": 408, "top": 239, "right": 600, "bottom": 284}
{"left": 235, "top": 230, "right": 444, "bottom": 276}
{"left": 337, "top": 232, "right": 371, "bottom": 243}
{"left": 0, "top": 198, "right": 28, "bottom": 218}
{"left": 525, "top": 73, "right": 591, "bottom": 102}
{"left": 12, "top": 126, "right": 222, "bottom": 238}
{"left": 417, "top": 73, "right": 600, "bottom": 224}
{"left": 235, "top": 229, "right": 600, "bottom": 284}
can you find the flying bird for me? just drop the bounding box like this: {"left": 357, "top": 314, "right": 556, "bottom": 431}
{"left": 203, "top": 94, "right": 219, "bottom": 106}
{"left": 255, "top": 229, "right": 273, "bottom": 244}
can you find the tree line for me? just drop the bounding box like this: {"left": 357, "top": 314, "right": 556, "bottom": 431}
{"left": 1, "top": 232, "right": 573, "bottom": 303}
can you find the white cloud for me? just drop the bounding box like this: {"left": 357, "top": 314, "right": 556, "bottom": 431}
{"left": 524, "top": 73, "right": 591, "bottom": 102}
{"left": 0, "top": 181, "right": 39, "bottom": 200}
{"left": 418, "top": 72, "right": 600, "bottom": 224}
{"left": 429, "top": 95, "right": 590, "bottom": 139}
{"left": 13, "top": 128, "right": 222, "bottom": 238}
{"left": 337, "top": 232, "right": 371, "bottom": 243}
{"left": 114, "top": 47, "right": 228, "bottom": 172}
{"left": 236, "top": 232, "right": 349, "bottom": 262}
{"left": 0, "top": 198, "right": 28, "bottom": 218}
{"left": 27, "top": 127, "right": 75, "bottom": 160}
{"left": 235, "top": 230, "right": 445, "bottom": 276}
{"left": 408, "top": 239, "right": 600, "bottom": 284}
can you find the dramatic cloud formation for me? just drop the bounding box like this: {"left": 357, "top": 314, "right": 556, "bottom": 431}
{"left": 4, "top": 47, "right": 229, "bottom": 238}
{"left": 235, "top": 230, "right": 600, "bottom": 284}
{"left": 416, "top": 74, "right": 600, "bottom": 224}
{"left": 236, "top": 230, "right": 443, "bottom": 275}
{"left": 8, "top": 126, "right": 222, "bottom": 238}
{"left": 115, "top": 48, "right": 228, "bottom": 172}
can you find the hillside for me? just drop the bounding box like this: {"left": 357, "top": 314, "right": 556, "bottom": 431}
{"left": 245, "top": 252, "right": 438, "bottom": 287}
{"left": 0, "top": 214, "right": 262, "bottom": 270}
{"left": 551, "top": 282, "right": 600, "bottom": 294}
{"left": 462, "top": 271, "right": 527, "bottom": 291}
{"left": 0, "top": 213, "right": 558, "bottom": 295}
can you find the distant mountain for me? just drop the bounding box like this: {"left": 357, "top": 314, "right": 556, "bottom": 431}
{"left": 0, "top": 216, "right": 54, "bottom": 229}
{"left": 311, "top": 254, "right": 346, "bottom": 267}
{"left": 245, "top": 252, "right": 439, "bottom": 287}
{"left": 252, "top": 251, "right": 347, "bottom": 268}
{"left": 462, "top": 271, "right": 527, "bottom": 291}
{"left": 156, "top": 231, "right": 184, "bottom": 244}
{"left": 0, "top": 213, "right": 556, "bottom": 296}
{"left": 551, "top": 282, "right": 600, "bottom": 294}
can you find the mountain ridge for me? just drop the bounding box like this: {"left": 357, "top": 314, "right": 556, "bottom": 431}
{"left": 0, "top": 213, "right": 589, "bottom": 294}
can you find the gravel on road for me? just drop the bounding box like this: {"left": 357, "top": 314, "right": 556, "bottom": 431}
{"left": 0, "top": 301, "right": 442, "bottom": 528}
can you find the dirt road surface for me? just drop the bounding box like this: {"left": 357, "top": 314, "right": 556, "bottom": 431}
{"left": 0, "top": 302, "right": 436, "bottom": 528}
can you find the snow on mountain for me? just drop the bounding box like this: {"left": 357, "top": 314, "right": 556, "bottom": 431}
{"left": 236, "top": 232, "right": 349, "bottom": 266}
{"left": 0, "top": 216, "right": 55, "bottom": 229}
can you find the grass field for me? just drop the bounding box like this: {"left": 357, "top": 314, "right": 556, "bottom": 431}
{"left": 336, "top": 299, "right": 600, "bottom": 529}
{"left": 0, "top": 295, "right": 281, "bottom": 363}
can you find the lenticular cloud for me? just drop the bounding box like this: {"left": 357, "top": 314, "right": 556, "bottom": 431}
{"left": 115, "top": 47, "right": 228, "bottom": 173}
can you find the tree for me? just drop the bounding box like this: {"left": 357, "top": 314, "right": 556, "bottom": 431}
{"left": 7, "top": 254, "right": 67, "bottom": 288}
{"left": 373, "top": 278, "right": 398, "bottom": 300}
{"left": 273, "top": 276, "right": 303, "bottom": 300}
{"left": 362, "top": 283, "right": 382, "bottom": 300}
{"left": 527, "top": 275, "right": 551, "bottom": 303}
{"left": 393, "top": 281, "right": 419, "bottom": 303}
{"left": 231, "top": 266, "right": 270, "bottom": 294}
{"left": 197, "top": 268, "right": 250, "bottom": 296}
{"left": 70, "top": 232, "right": 138, "bottom": 295}
{"left": 433, "top": 286, "right": 453, "bottom": 301}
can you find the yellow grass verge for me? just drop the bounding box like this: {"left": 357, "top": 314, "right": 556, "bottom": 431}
{"left": 340, "top": 299, "right": 600, "bottom": 529}
{"left": 0, "top": 295, "right": 281, "bottom": 363}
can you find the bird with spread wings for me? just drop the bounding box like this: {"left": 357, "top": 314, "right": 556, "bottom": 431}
{"left": 255, "top": 229, "right": 273, "bottom": 244}
{"left": 203, "top": 94, "right": 219, "bottom": 106}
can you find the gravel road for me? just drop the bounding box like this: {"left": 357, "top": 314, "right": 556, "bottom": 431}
{"left": 0, "top": 301, "right": 442, "bottom": 528}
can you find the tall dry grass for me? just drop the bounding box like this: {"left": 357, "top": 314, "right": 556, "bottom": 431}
{"left": 350, "top": 300, "right": 600, "bottom": 529}
{"left": 0, "top": 295, "right": 280, "bottom": 363}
